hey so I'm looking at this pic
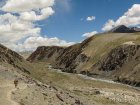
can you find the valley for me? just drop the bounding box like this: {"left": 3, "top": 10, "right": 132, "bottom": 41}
{"left": 0, "top": 26, "right": 140, "bottom": 105}
{"left": 0, "top": 57, "right": 140, "bottom": 105}
{"left": 27, "top": 32, "right": 140, "bottom": 87}
{"left": 0, "top": 0, "right": 140, "bottom": 105}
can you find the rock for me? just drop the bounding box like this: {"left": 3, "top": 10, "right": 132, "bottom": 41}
{"left": 75, "top": 99, "right": 83, "bottom": 105}
{"left": 56, "top": 94, "right": 64, "bottom": 102}
{"left": 95, "top": 44, "right": 140, "bottom": 87}
{"left": 95, "top": 90, "right": 101, "bottom": 95}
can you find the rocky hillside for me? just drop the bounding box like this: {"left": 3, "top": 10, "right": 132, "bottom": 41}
{"left": 1, "top": 43, "right": 139, "bottom": 105}
{"left": 92, "top": 44, "right": 140, "bottom": 87}
{"left": 27, "top": 46, "right": 65, "bottom": 63}
{"left": 27, "top": 31, "right": 140, "bottom": 86}
{"left": 0, "top": 44, "right": 31, "bottom": 74}
{"left": 27, "top": 37, "right": 92, "bottom": 73}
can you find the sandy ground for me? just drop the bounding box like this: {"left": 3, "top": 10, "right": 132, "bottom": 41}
{"left": 0, "top": 65, "right": 27, "bottom": 105}
{"left": 0, "top": 83, "right": 19, "bottom": 105}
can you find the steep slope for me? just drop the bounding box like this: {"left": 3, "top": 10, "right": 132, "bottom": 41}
{"left": 28, "top": 37, "right": 92, "bottom": 73}
{"left": 0, "top": 44, "right": 31, "bottom": 74}
{"left": 92, "top": 44, "right": 140, "bottom": 86}
{"left": 0, "top": 44, "right": 92, "bottom": 105}
{"left": 27, "top": 46, "right": 65, "bottom": 63}
{"left": 54, "top": 41, "right": 90, "bottom": 73}
{"left": 28, "top": 32, "right": 140, "bottom": 86}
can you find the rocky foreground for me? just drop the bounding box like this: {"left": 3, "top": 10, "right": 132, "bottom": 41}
{"left": 0, "top": 65, "right": 85, "bottom": 105}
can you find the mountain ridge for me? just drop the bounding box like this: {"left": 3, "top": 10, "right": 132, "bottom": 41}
{"left": 0, "top": 43, "right": 31, "bottom": 74}
{"left": 110, "top": 25, "right": 140, "bottom": 33}
{"left": 27, "top": 31, "right": 140, "bottom": 87}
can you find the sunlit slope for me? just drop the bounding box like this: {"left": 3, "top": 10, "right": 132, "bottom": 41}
{"left": 79, "top": 33, "right": 140, "bottom": 71}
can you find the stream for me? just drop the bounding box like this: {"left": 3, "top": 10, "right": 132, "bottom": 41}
{"left": 48, "top": 65, "right": 140, "bottom": 91}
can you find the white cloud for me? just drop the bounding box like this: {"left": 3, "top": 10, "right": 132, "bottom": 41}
{"left": 82, "top": 31, "right": 98, "bottom": 38}
{"left": 2, "top": 0, "right": 55, "bottom": 12}
{"left": 86, "top": 16, "right": 96, "bottom": 21}
{"left": 0, "top": 13, "right": 40, "bottom": 43}
{"left": 0, "top": 13, "right": 74, "bottom": 51}
{"left": 9, "top": 36, "right": 75, "bottom": 51}
{"left": 102, "top": 19, "right": 115, "bottom": 31}
{"left": 0, "top": 0, "right": 74, "bottom": 51}
{"left": 102, "top": 4, "right": 140, "bottom": 31}
{"left": 20, "top": 7, "right": 54, "bottom": 21}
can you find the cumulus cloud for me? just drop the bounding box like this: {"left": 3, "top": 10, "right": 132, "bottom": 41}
{"left": 0, "top": 13, "right": 40, "bottom": 43}
{"left": 2, "top": 0, "right": 55, "bottom": 12}
{"left": 86, "top": 16, "right": 96, "bottom": 21}
{"left": 82, "top": 31, "right": 98, "bottom": 38}
{"left": 8, "top": 36, "right": 75, "bottom": 51}
{"left": 102, "top": 4, "right": 140, "bottom": 31}
{"left": 20, "top": 7, "right": 54, "bottom": 21}
{"left": 0, "top": 0, "right": 74, "bottom": 51}
{"left": 102, "top": 19, "right": 115, "bottom": 31}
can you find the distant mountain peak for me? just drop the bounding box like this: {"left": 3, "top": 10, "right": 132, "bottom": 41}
{"left": 110, "top": 25, "right": 140, "bottom": 33}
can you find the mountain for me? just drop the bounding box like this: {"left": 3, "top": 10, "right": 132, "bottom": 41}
{"left": 0, "top": 44, "right": 88, "bottom": 105}
{"left": 0, "top": 33, "right": 140, "bottom": 105}
{"left": 27, "top": 46, "right": 65, "bottom": 63}
{"left": 110, "top": 25, "right": 140, "bottom": 33}
{"left": 28, "top": 31, "right": 140, "bottom": 87}
{"left": 0, "top": 44, "right": 31, "bottom": 74}
{"left": 27, "top": 38, "right": 92, "bottom": 73}
{"left": 2, "top": 43, "right": 140, "bottom": 105}
{"left": 92, "top": 44, "right": 140, "bottom": 87}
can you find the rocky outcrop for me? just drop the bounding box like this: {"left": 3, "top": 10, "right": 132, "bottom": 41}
{"left": 93, "top": 44, "right": 140, "bottom": 87}
{"left": 27, "top": 46, "right": 65, "bottom": 63}
{"left": 99, "top": 45, "right": 139, "bottom": 71}
{"left": 54, "top": 44, "right": 88, "bottom": 73}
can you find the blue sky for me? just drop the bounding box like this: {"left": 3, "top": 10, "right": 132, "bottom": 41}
{"left": 0, "top": 0, "right": 140, "bottom": 51}
{"left": 41, "top": 0, "right": 140, "bottom": 42}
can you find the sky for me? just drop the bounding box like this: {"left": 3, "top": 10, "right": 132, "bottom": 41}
{"left": 0, "top": 0, "right": 140, "bottom": 51}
